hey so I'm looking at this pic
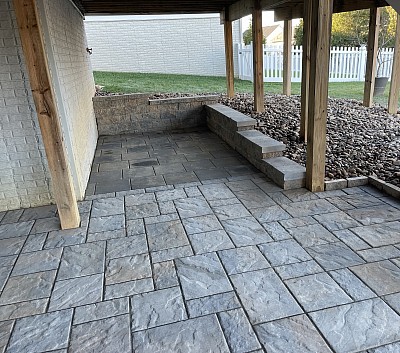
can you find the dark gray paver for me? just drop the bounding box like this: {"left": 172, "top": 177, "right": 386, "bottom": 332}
{"left": 104, "top": 278, "right": 154, "bottom": 300}
{"left": 255, "top": 314, "right": 333, "bottom": 353}
{"left": 306, "top": 242, "right": 364, "bottom": 270}
{"left": 6, "top": 309, "right": 72, "bottom": 353}
{"left": 358, "top": 245, "right": 400, "bottom": 262}
{"left": 74, "top": 298, "right": 129, "bottom": 324}
{"left": 132, "top": 315, "right": 230, "bottom": 353}
{"left": 126, "top": 202, "right": 160, "bottom": 220}
{"left": 151, "top": 245, "right": 194, "bottom": 263}
{"left": 175, "top": 253, "right": 232, "bottom": 300}
{"left": 347, "top": 205, "right": 400, "bottom": 225}
{"left": 0, "top": 221, "right": 33, "bottom": 240}
{"left": 0, "top": 271, "right": 56, "bottom": 305}
{"left": 105, "top": 254, "right": 152, "bottom": 285}
{"left": 106, "top": 235, "right": 148, "bottom": 259}
{"left": 12, "top": 248, "right": 62, "bottom": 276}
{"left": 218, "top": 308, "right": 261, "bottom": 353}
{"left": 0, "top": 320, "right": 14, "bottom": 353}
{"left": 88, "top": 214, "right": 125, "bottom": 233}
{"left": 0, "top": 237, "right": 27, "bottom": 257}
{"left": 351, "top": 261, "right": 400, "bottom": 295}
{"left": 69, "top": 315, "right": 131, "bottom": 353}
{"left": 0, "top": 299, "right": 47, "bottom": 322}
{"left": 21, "top": 233, "right": 47, "bottom": 253}
{"left": 131, "top": 287, "right": 187, "bottom": 331}
{"left": 186, "top": 292, "right": 241, "bottom": 318}
{"left": 221, "top": 217, "right": 273, "bottom": 247}
{"left": 313, "top": 211, "right": 361, "bottom": 231}
{"left": 48, "top": 274, "right": 103, "bottom": 311}
{"left": 153, "top": 261, "right": 179, "bottom": 289}
{"left": 259, "top": 239, "right": 311, "bottom": 266}
{"left": 352, "top": 222, "right": 400, "bottom": 247}
{"left": 285, "top": 273, "right": 352, "bottom": 311}
{"left": 57, "top": 242, "right": 105, "bottom": 280}
{"left": 310, "top": 298, "right": 400, "bottom": 353}
{"left": 218, "top": 246, "right": 270, "bottom": 275}
{"left": 230, "top": 268, "right": 302, "bottom": 324}
{"left": 333, "top": 229, "right": 371, "bottom": 251}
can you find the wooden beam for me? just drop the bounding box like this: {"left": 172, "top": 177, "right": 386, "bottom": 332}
{"left": 228, "top": 0, "right": 291, "bottom": 22}
{"left": 224, "top": 13, "right": 235, "bottom": 98}
{"left": 13, "top": 0, "right": 80, "bottom": 229}
{"left": 283, "top": 19, "right": 292, "bottom": 96}
{"left": 388, "top": 14, "right": 400, "bottom": 114}
{"left": 305, "top": 0, "right": 333, "bottom": 192}
{"left": 253, "top": 0, "right": 264, "bottom": 112}
{"left": 363, "top": 8, "right": 381, "bottom": 107}
{"left": 300, "top": 0, "right": 312, "bottom": 141}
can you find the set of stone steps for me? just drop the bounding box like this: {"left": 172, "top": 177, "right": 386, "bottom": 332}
{"left": 206, "top": 104, "right": 305, "bottom": 190}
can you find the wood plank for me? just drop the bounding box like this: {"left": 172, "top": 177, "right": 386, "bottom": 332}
{"left": 305, "top": 0, "right": 333, "bottom": 192}
{"left": 388, "top": 14, "right": 400, "bottom": 114}
{"left": 300, "top": 0, "right": 312, "bottom": 142}
{"left": 13, "top": 0, "right": 80, "bottom": 229}
{"left": 224, "top": 14, "right": 235, "bottom": 98}
{"left": 363, "top": 8, "right": 381, "bottom": 107}
{"left": 252, "top": 0, "right": 265, "bottom": 112}
{"left": 283, "top": 19, "right": 292, "bottom": 96}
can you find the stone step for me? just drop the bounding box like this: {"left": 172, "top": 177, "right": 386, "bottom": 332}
{"left": 206, "top": 104, "right": 255, "bottom": 132}
{"left": 237, "top": 130, "right": 285, "bottom": 160}
{"left": 261, "top": 157, "right": 306, "bottom": 190}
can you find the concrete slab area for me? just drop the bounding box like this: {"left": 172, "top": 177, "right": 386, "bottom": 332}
{"left": 1, "top": 129, "right": 400, "bottom": 353}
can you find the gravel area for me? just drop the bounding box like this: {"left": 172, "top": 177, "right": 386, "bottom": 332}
{"left": 220, "top": 93, "right": 400, "bottom": 187}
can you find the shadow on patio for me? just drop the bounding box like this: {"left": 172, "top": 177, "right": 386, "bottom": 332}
{"left": 1, "top": 128, "right": 400, "bottom": 353}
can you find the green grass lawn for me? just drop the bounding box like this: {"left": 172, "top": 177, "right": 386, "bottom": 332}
{"left": 94, "top": 71, "right": 397, "bottom": 107}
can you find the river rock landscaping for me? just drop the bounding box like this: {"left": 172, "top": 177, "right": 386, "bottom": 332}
{"left": 220, "top": 93, "right": 400, "bottom": 187}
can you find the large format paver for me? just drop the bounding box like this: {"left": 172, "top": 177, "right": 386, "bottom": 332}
{"left": 1, "top": 129, "right": 400, "bottom": 353}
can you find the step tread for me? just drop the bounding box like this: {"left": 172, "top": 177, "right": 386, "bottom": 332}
{"left": 238, "top": 130, "right": 285, "bottom": 153}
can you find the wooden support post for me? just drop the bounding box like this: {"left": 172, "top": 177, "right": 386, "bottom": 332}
{"left": 300, "top": 0, "right": 312, "bottom": 141}
{"left": 252, "top": 0, "right": 264, "bottom": 112}
{"left": 363, "top": 8, "right": 381, "bottom": 107}
{"left": 283, "top": 19, "right": 292, "bottom": 96}
{"left": 305, "top": 0, "right": 333, "bottom": 192}
{"left": 388, "top": 14, "right": 400, "bottom": 114}
{"left": 224, "top": 13, "right": 235, "bottom": 98}
{"left": 13, "top": 0, "right": 80, "bottom": 229}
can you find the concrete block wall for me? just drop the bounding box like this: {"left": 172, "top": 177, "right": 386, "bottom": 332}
{"left": 41, "top": 0, "right": 98, "bottom": 199}
{"left": 0, "top": 0, "right": 53, "bottom": 211}
{"left": 93, "top": 94, "right": 219, "bottom": 135}
{"left": 84, "top": 15, "right": 241, "bottom": 77}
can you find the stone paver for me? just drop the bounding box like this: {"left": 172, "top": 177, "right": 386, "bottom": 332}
{"left": 1, "top": 129, "right": 400, "bottom": 353}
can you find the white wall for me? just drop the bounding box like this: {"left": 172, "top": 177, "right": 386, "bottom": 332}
{"left": 0, "top": 0, "right": 53, "bottom": 211}
{"left": 0, "top": 0, "right": 97, "bottom": 211}
{"left": 84, "top": 15, "right": 241, "bottom": 77}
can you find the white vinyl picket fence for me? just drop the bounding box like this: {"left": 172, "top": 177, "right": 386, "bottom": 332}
{"left": 237, "top": 44, "right": 395, "bottom": 83}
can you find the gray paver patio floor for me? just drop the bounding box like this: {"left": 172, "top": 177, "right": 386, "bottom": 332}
{"left": 1, "top": 128, "right": 400, "bottom": 353}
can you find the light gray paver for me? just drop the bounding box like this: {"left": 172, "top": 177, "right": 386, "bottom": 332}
{"left": 174, "top": 197, "right": 213, "bottom": 218}
{"left": 221, "top": 217, "right": 273, "bottom": 247}
{"left": 358, "top": 245, "right": 400, "bottom": 262}
{"left": 74, "top": 298, "right": 129, "bottom": 324}
{"left": 106, "top": 235, "right": 148, "bottom": 259}
{"left": 233, "top": 189, "right": 276, "bottom": 209}
{"left": 218, "top": 246, "right": 270, "bottom": 275}
{"left": 175, "top": 253, "right": 232, "bottom": 300}
{"left": 70, "top": 315, "right": 131, "bottom": 353}
{"left": 230, "top": 268, "right": 302, "bottom": 324}
{"left": 186, "top": 292, "right": 241, "bottom": 318}
{"left": 0, "top": 221, "right": 33, "bottom": 240}
{"left": 352, "top": 222, "right": 400, "bottom": 247}
{"left": 384, "top": 292, "right": 400, "bottom": 314}
{"left": 212, "top": 203, "right": 252, "bottom": 221}
{"left": 310, "top": 298, "right": 400, "bottom": 353}
{"left": 132, "top": 315, "right": 230, "bottom": 353}
{"left": 333, "top": 229, "right": 371, "bottom": 251}
{"left": 57, "top": 242, "right": 105, "bottom": 280}
{"left": 306, "top": 242, "right": 364, "bottom": 270}
{"left": 330, "top": 268, "right": 376, "bottom": 300}
{"left": 0, "top": 299, "right": 48, "bottom": 322}
{"left": 313, "top": 211, "right": 360, "bottom": 231}
{"left": 351, "top": 261, "right": 400, "bottom": 296}
{"left": 262, "top": 221, "right": 291, "bottom": 241}
{"left": 255, "top": 314, "right": 333, "bottom": 353}
{"left": 88, "top": 214, "right": 125, "bottom": 233}
{"left": 21, "top": 233, "right": 47, "bottom": 253}
{"left": 131, "top": 287, "right": 187, "bottom": 331}
{"left": 91, "top": 197, "right": 124, "bottom": 217}
{"left": 258, "top": 239, "right": 311, "bottom": 266}
{"left": 126, "top": 203, "right": 159, "bottom": 220}
{"left": 151, "top": 245, "right": 194, "bottom": 263}
{"left": 146, "top": 220, "right": 189, "bottom": 251}
{"left": 48, "top": 274, "right": 103, "bottom": 311}
{"left": 275, "top": 260, "right": 323, "bottom": 280}
{"left": 347, "top": 205, "right": 400, "bottom": 225}
{"left": 0, "top": 237, "right": 27, "bottom": 257}
{"left": 218, "top": 308, "right": 261, "bottom": 353}
{"left": 189, "top": 230, "right": 234, "bottom": 254}
{"left": 285, "top": 273, "right": 352, "bottom": 311}
{"left": 182, "top": 214, "right": 223, "bottom": 235}
{"left": 368, "top": 342, "right": 400, "bottom": 353}
{"left": 153, "top": 261, "right": 179, "bottom": 289}
{"left": 0, "top": 320, "right": 14, "bottom": 353}
{"left": 104, "top": 278, "right": 154, "bottom": 300}
{"left": 281, "top": 199, "right": 338, "bottom": 217}
{"left": 6, "top": 309, "right": 72, "bottom": 353}
{"left": 199, "top": 184, "right": 236, "bottom": 201}
{"left": 250, "top": 205, "right": 291, "bottom": 223}
{"left": 288, "top": 224, "right": 338, "bottom": 247}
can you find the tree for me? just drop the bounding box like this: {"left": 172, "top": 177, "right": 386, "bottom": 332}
{"left": 243, "top": 21, "right": 266, "bottom": 45}
{"left": 293, "top": 7, "right": 397, "bottom": 47}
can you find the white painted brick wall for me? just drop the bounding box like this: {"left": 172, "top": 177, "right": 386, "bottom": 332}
{"left": 84, "top": 15, "right": 241, "bottom": 77}
{"left": 41, "top": 0, "right": 98, "bottom": 200}
{"left": 0, "top": 0, "right": 53, "bottom": 211}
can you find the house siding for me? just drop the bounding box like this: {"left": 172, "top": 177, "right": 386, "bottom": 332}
{"left": 84, "top": 15, "right": 241, "bottom": 77}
